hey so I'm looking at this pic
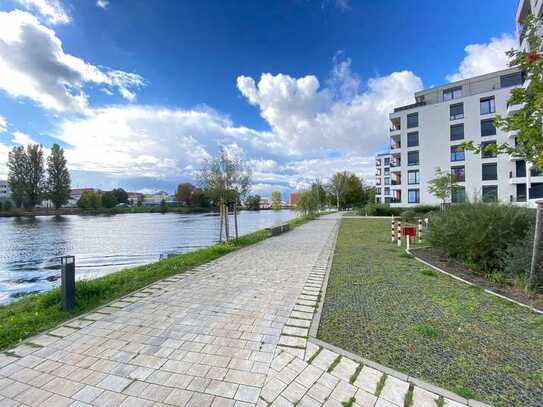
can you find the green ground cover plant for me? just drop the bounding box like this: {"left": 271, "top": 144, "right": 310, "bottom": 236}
{"left": 0, "top": 215, "right": 315, "bottom": 351}
{"left": 318, "top": 218, "right": 543, "bottom": 406}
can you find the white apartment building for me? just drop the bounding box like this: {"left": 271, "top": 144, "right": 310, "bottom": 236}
{"left": 374, "top": 67, "right": 538, "bottom": 207}
{"left": 0, "top": 180, "right": 10, "bottom": 201}
{"left": 517, "top": 0, "right": 543, "bottom": 52}
{"left": 374, "top": 153, "right": 393, "bottom": 204}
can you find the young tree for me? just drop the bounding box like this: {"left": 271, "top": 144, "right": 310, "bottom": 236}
{"left": 244, "top": 194, "right": 260, "bottom": 210}
{"left": 427, "top": 167, "right": 457, "bottom": 208}
{"left": 295, "top": 190, "right": 319, "bottom": 218}
{"left": 101, "top": 191, "right": 117, "bottom": 208}
{"left": 311, "top": 179, "right": 327, "bottom": 209}
{"left": 7, "top": 146, "right": 27, "bottom": 208}
{"left": 176, "top": 183, "right": 195, "bottom": 206}
{"left": 271, "top": 191, "right": 281, "bottom": 210}
{"left": 111, "top": 188, "right": 128, "bottom": 204}
{"left": 160, "top": 198, "right": 169, "bottom": 213}
{"left": 46, "top": 144, "right": 71, "bottom": 210}
{"left": 24, "top": 144, "right": 45, "bottom": 210}
{"left": 328, "top": 171, "right": 348, "bottom": 211}
{"left": 77, "top": 191, "right": 101, "bottom": 210}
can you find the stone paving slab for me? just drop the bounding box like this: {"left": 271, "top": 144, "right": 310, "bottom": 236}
{"left": 0, "top": 216, "right": 339, "bottom": 407}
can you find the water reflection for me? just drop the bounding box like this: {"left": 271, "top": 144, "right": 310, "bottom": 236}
{"left": 0, "top": 210, "right": 295, "bottom": 304}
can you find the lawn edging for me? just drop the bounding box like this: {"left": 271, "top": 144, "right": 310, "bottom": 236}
{"left": 308, "top": 218, "right": 492, "bottom": 407}
{"left": 0, "top": 214, "right": 315, "bottom": 352}
{"left": 407, "top": 248, "right": 543, "bottom": 315}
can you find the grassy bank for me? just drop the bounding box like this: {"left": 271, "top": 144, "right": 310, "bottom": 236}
{"left": 0, "top": 215, "right": 313, "bottom": 352}
{"left": 318, "top": 218, "right": 543, "bottom": 407}
{"left": 0, "top": 205, "right": 214, "bottom": 217}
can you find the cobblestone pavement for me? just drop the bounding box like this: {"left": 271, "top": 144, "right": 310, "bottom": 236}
{"left": 0, "top": 215, "right": 477, "bottom": 407}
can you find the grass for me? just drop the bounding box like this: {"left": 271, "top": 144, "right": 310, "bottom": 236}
{"left": 327, "top": 355, "right": 342, "bottom": 373}
{"left": 317, "top": 218, "right": 543, "bottom": 407}
{"left": 349, "top": 363, "right": 363, "bottom": 384}
{"left": 0, "top": 215, "right": 315, "bottom": 352}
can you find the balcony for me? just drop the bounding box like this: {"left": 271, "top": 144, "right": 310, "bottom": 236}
{"left": 389, "top": 117, "right": 401, "bottom": 133}
{"left": 393, "top": 101, "right": 426, "bottom": 113}
{"left": 507, "top": 102, "right": 525, "bottom": 116}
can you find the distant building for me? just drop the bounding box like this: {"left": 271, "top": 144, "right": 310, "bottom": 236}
{"left": 259, "top": 197, "right": 271, "bottom": 209}
{"left": 288, "top": 192, "right": 302, "bottom": 207}
{"left": 68, "top": 188, "right": 97, "bottom": 207}
{"left": 127, "top": 192, "right": 144, "bottom": 205}
{"left": 143, "top": 191, "right": 169, "bottom": 205}
{"left": 0, "top": 180, "right": 10, "bottom": 201}
{"left": 374, "top": 153, "right": 392, "bottom": 204}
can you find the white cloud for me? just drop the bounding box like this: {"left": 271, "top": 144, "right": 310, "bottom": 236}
{"left": 96, "top": 0, "right": 109, "bottom": 9}
{"left": 0, "top": 115, "right": 7, "bottom": 133}
{"left": 17, "top": 0, "right": 70, "bottom": 25}
{"left": 447, "top": 34, "right": 517, "bottom": 82}
{"left": 0, "top": 10, "right": 144, "bottom": 113}
{"left": 0, "top": 143, "right": 9, "bottom": 178}
{"left": 11, "top": 131, "right": 38, "bottom": 146}
{"left": 237, "top": 58, "right": 422, "bottom": 157}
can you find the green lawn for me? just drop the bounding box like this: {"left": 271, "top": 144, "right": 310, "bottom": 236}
{"left": 0, "top": 216, "right": 313, "bottom": 352}
{"left": 318, "top": 218, "right": 543, "bottom": 407}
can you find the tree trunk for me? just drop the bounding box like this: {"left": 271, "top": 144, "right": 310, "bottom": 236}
{"left": 529, "top": 200, "right": 543, "bottom": 291}
{"left": 234, "top": 202, "right": 239, "bottom": 240}
{"left": 224, "top": 203, "right": 230, "bottom": 241}
{"left": 219, "top": 202, "right": 224, "bottom": 242}
{"left": 336, "top": 192, "right": 340, "bottom": 212}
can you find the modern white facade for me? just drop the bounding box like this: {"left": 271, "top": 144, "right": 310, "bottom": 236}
{"left": 374, "top": 153, "right": 393, "bottom": 204}
{"left": 375, "top": 67, "right": 539, "bottom": 207}
{"left": 0, "top": 180, "right": 10, "bottom": 201}
{"left": 517, "top": 0, "right": 543, "bottom": 52}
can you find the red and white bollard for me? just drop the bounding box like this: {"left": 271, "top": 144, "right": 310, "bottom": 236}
{"left": 397, "top": 221, "right": 402, "bottom": 247}
{"left": 406, "top": 235, "right": 411, "bottom": 251}
{"left": 391, "top": 217, "right": 396, "bottom": 242}
{"left": 418, "top": 218, "right": 422, "bottom": 243}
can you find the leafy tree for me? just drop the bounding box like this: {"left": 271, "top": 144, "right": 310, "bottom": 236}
{"left": 24, "top": 144, "right": 45, "bottom": 210}
{"left": 160, "top": 198, "right": 169, "bottom": 213}
{"left": 77, "top": 191, "right": 101, "bottom": 210}
{"left": 296, "top": 190, "right": 319, "bottom": 218}
{"left": 328, "top": 171, "right": 348, "bottom": 211}
{"left": 271, "top": 191, "right": 281, "bottom": 210}
{"left": 4, "top": 200, "right": 12, "bottom": 210}
{"left": 7, "top": 146, "right": 28, "bottom": 208}
{"left": 311, "top": 179, "right": 327, "bottom": 209}
{"left": 176, "top": 183, "right": 196, "bottom": 206}
{"left": 427, "top": 167, "right": 458, "bottom": 207}
{"left": 101, "top": 191, "right": 117, "bottom": 208}
{"left": 111, "top": 188, "right": 128, "bottom": 204}
{"left": 46, "top": 144, "right": 71, "bottom": 210}
{"left": 343, "top": 173, "right": 364, "bottom": 208}
{"left": 244, "top": 194, "right": 261, "bottom": 210}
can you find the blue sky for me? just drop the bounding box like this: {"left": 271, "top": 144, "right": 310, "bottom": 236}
{"left": 0, "top": 0, "right": 518, "bottom": 196}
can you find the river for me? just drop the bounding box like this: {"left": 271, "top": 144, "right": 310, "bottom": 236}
{"left": 0, "top": 210, "right": 296, "bottom": 304}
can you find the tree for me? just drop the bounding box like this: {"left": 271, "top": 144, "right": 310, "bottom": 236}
{"left": 160, "top": 198, "right": 169, "bottom": 213}
{"left": 101, "top": 191, "right": 117, "bottom": 208}
{"left": 111, "top": 188, "right": 128, "bottom": 205}
{"left": 24, "top": 144, "right": 45, "bottom": 210}
{"left": 311, "top": 179, "right": 327, "bottom": 209}
{"left": 46, "top": 144, "right": 71, "bottom": 210}
{"left": 176, "top": 183, "right": 195, "bottom": 206}
{"left": 77, "top": 191, "right": 101, "bottom": 210}
{"left": 296, "top": 190, "right": 319, "bottom": 218}
{"left": 271, "top": 191, "right": 281, "bottom": 210}
{"left": 198, "top": 147, "right": 251, "bottom": 241}
{"left": 427, "top": 167, "right": 458, "bottom": 207}
{"left": 2, "top": 200, "right": 12, "bottom": 211}
{"left": 342, "top": 173, "right": 364, "bottom": 208}
{"left": 7, "top": 146, "right": 28, "bottom": 208}
{"left": 244, "top": 194, "right": 260, "bottom": 210}
{"left": 328, "top": 172, "right": 348, "bottom": 211}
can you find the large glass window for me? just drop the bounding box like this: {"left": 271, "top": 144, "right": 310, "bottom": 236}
{"left": 407, "top": 112, "right": 419, "bottom": 128}
{"left": 376, "top": 158, "right": 381, "bottom": 166}
{"left": 516, "top": 160, "right": 526, "bottom": 177}
{"left": 482, "top": 163, "right": 498, "bottom": 181}
{"left": 408, "top": 170, "right": 419, "bottom": 185}
{"left": 480, "top": 96, "right": 495, "bottom": 115}
{"left": 384, "top": 177, "right": 390, "bottom": 185}
{"left": 450, "top": 103, "right": 464, "bottom": 120}
{"left": 451, "top": 186, "right": 466, "bottom": 203}
{"left": 481, "top": 119, "right": 496, "bottom": 137}
{"left": 407, "top": 150, "right": 419, "bottom": 166}
{"left": 481, "top": 141, "right": 497, "bottom": 158}
{"left": 516, "top": 184, "right": 527, "bottom": 202}
{"left": 500, "top": 72, "right": 523, "bottom": 88}
{"left": 384, "top": 167, "right": 390, "bottom": 176}
{"left": 443, "top": 86, "right": 462, "bottom": 101}
{"left": 530, "top": 183, "right": 543, "bottom": 199}
{"left": 450, "top": 124, "right": 464, "bottom": 141}
{"left": 482, "top": 185, "right": 498, "bottom": 202}
{"left": 450, "top": 145, "right": 465, "bottom": 161}
{"left": 384, "top": 157, "right": 390, "bottom": 166}
{"left": 408, "top": 189, "right": 420, "bottom": 203}
{"left": 407, "top": 132, "right": 419, "bottom": 147}
{"left": 384, "top": 187, "right": 390, "bottom": 196}
{"left": 451, "top": 166, "right": 465, "bottom": 182}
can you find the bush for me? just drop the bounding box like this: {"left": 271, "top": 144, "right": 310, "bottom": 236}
{"left": 427, "top": 203, "right": 535, "bottom": 274}
{"left": 400, "top": 209, "right": 417, "bottom": 223}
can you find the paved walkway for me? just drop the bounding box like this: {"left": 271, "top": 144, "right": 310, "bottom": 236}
{"left": 0, "top": 215, "right": 474, "bottom": 407}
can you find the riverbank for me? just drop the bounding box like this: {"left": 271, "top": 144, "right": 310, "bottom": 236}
{"left": 0, "top": 205, "right": 214, "bottom": 217}
{"left": 0, "top": 215, "right": 314, "bottom": 351}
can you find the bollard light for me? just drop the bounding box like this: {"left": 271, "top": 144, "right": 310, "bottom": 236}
{"left": 61, "top": 256, "right": 76, "bottom": 311}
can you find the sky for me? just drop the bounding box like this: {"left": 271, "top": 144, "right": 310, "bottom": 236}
{"left": 0, "top": 0, "right": 518, "bottom": 197}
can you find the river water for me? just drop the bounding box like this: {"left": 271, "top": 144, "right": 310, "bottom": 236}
{"left": 0, "top": 210, "right": 296, "bottom": 304}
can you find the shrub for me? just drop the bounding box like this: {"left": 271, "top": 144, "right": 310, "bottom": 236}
{"left": 401, "top": 209, "right": 417, "bottom": 223}
{"left": 426, "top": 203, "right": 535, "bottom": 274}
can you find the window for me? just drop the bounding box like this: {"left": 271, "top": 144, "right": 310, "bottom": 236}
{"left": 376, "top": 188, "right": 382, "bottom": 195}
{"left": 481, "top": 141, "right": 497, "bottom": 158}
{"left": 516, "top": 160, "right": 526, "bottom": 178}
{"left": 384, "top": 167, "right": 390, "bottom": 176}
{"left": 376, "top": 158, "right": 381, "bottom": 166}
{"left": 451, "top": 166, "right": 465, "bottom": 182}
{"left": 407, "top": 132, "right": 419, "bottom": 147}
{"left": 384, "top": 157, "right": 390, "bottom": 166}
{"left": 516, "top": 184, "right": 526, "bottom": 202}
{"left": 407, "top": 150, "right": 419, "bottom": 166}
{"left": 480, "top": 96, "right": 495, "bottom": 115}
{"left": 450, "top": 145, "right": 465, "bottom": 161}
{"left": 500, "top": 71, "right": 523, "bottom": 88}
{"left": 450, "top": 103, "right": 464, "bottom": 120}
{"left": 408, "top": 170, "right": 419, "bottom": 185}
{"left": 451, "top": 186, "right": 466, "bottom": 203}
{"left": 384, "top": 187, "right": 390, "bottom": 196}
{"left": 482, "top": 163, "right": 498, "bottom": 181}
{"left": 384, "top": 177, "right": 390, "bottom": 185}
{"left": 530, "top": 183, "right": 543, "bottom": 199}
{"left": 443, "top": 86, "right": 462, "bottom": 101}
{"left": 481, "top": 119, "right": 496, "bottom": 137}
{"left": 408, "top": 189, "right": 420, "bottom": 203}
{"left": 407, "top": 112, "right": 419, "bottom": 128}
{"left": 482, "top": 185, "right": 498, "bottom": 202}
{"left": 450, "top": 124, "right": 464, "bottom": 141}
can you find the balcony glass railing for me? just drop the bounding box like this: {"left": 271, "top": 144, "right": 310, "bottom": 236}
{"left": 390, "top": 160, "right": 401, "bottom": 167}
